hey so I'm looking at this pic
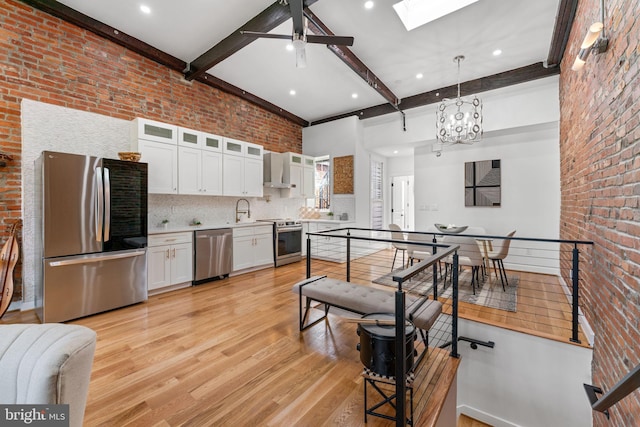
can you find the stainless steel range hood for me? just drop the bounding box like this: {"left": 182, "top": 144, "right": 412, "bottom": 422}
{"left": 263, "top": 152, "right": 292, "bottom": 189}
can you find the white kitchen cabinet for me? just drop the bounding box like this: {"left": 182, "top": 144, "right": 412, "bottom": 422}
{"left": 223, "top": 138, "right": 263, "bottom": 197}
{"left": 307, "top": 221, "right": 351, "bottom": 263}
{"left": 201, "top": 150, "right": 223, "bottom": 194}
{"left": 131, "top": 118, "right": 178, "bottom": 144}
{"left": 302, "top": 156, "right": 315, "bottom": 198}
{"left": 178, "top": 127, "right": 224, "bottom": 153}
{"left": 132, "top": 118, "right": 178, "bottom": 194}
{"left": 283, "top": 153, "right": 315, "bottom": 199}
{"left": 177, "top": 126, "right": 202, "bottom": 149}
{"left": 243, "top": 156, "right": 263, "bottom": 197}
{"left": 232, "top": 225, "right": 273, "bottom": 271}
{"left": 137, "top": 139, "right": 178, "bottom": 194}
{"left": 178, "top": 146, "right": 201, "bottom": 195}
{"left": 178, "top": 146, "right": 222, "bottom": 195}
{"left": 201, "top": 132, "right": 224, "bottom": 152}
{"left": 147, "top": 232, "right": 193, "bottom": 292}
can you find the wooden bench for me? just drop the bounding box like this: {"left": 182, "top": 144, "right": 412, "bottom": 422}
{"left": 291, "top": 276, "right": 442, "bottom": 348}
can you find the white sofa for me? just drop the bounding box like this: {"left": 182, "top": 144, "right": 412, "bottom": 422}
{"left": 0, "top": 324, "right": 97, "bottom": 427}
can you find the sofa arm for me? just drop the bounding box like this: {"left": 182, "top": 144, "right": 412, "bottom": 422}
{"left": 0, "top": 324, "right": 97, "bottom": 427}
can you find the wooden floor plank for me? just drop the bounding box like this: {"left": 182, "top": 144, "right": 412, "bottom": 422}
{"left": 1, "top": 251, "right": 588, "bottom": 425}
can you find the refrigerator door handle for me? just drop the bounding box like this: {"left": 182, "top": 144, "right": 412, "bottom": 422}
{"left": 103, "top": 167, "right": 111, "bottom": 241}
{"left": 95, "top": 167, "right": 104, "bottom": 242}
{"left": 48, "top": 250, "right": 146, "bottom": 267}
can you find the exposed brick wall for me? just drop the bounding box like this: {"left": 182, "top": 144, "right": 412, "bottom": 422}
{"left": 560, "top": 0, "right": 640, "bottom": 424}
{"left": 0, "top": 1, "right": 302, "bottom": 302}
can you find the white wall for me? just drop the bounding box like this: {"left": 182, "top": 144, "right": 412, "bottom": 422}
{"left": 354, "top": 76, "right": 562, "bottom": 272}
{"left": 362, "top": 76, "right": 560, "bottom": 151}
{"left": 303, "top": 116, "right": 370, "bottom": 227}
{"left": 413, "top": 122, "right": 560, "bottom": 238}
{"left": 457, "top": 319, "right": 593, "bottom": 427}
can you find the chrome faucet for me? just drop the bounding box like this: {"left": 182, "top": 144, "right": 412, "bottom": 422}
{"left": 235, "top": 198, "right": 250, "bottom": 223}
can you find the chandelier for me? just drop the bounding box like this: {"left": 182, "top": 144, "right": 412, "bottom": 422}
{"left": 436, "top": 55, "right": 482, "bottom": 145}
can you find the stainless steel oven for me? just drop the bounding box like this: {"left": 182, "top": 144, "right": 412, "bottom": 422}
{"left": 259, "top": 219, "right": 302, "bottom": 266}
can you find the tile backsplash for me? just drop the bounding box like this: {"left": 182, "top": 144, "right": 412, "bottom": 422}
{"left": 149, "top": 188, "right": 305, "bottom": 227}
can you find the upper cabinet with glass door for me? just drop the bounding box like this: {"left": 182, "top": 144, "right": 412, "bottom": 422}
{"left": 131, "top": 118, "right": 177, "bottom": 145}
{"left": 131, "top": 118, "right": 178, "bottom": 194}
{"left": 177, "top": 128, "right": 223, "bottom": 152}
{"left": 222, "top": 138, "right": 263, "bottom": 197}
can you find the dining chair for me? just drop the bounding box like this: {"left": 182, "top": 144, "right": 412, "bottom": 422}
{"left": 443, "top": 235, "right": 485, "bottom": 294}
{"left": 406, "top": 232, "right": 434, "bottom": 267}
{"left": 459, "top": 226, "right": 487, "bottom": 278}
{"left": 487, "top": 230, "right": 516, "bottom": 291}
{"left": 388, "top": 224, "right": 408, "bottom": 271}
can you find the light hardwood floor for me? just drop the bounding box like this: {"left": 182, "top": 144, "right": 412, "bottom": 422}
{"left": 1, "top": 252, "right": 587, "bottom": 425}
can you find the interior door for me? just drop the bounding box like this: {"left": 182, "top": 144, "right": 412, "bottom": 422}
{"left": 391, "top": 176, "right": 406, "bottom": 228}
{"left": 391, "top": 176, "right": 414, "bottom": 230}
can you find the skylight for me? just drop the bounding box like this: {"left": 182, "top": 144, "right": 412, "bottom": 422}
{"left": 393, "top": 0, "right": 480, "bottom": 31}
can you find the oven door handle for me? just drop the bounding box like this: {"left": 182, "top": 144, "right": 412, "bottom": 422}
{"left": 277, "top": 227, "right": 303, "bottom": 233}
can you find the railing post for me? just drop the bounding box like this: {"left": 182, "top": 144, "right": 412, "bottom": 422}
{"left": 451, "top": 252, "right": 460, "bottom": 358}
{"left": 432, "top": 234, "right": 439, "bottom": 299}
{"left": 395, "top": 286, "right": 406, "bottom": 426}
{"left": 306, "top": 237, "right": 311, "bottom": 279}
{"left": 571, "top": 244, "right": 581, "bottom": 344}
{"left": 346, "top": 230, "right": 351, "bottom": 282}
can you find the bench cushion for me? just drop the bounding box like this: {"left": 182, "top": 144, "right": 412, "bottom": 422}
{"left": 292, "top": 276, "right": 442, "bottom": 332}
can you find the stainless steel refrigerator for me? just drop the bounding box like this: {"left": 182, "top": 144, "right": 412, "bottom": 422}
{"left": 35, "top": 151, "right": 148, "bottom": 323}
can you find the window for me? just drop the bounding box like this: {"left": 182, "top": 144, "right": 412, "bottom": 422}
{"left": 371, "top": 160, "right": 383, "bottom": 229}
{"left": 314, "top": 156, "right": 330, "bottom": 210}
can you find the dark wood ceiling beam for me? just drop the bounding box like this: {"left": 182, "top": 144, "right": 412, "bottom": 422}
{"left": 546, "top": 0, "right": 579, "bottom": 67}
{"left": 303, "top": 7, "right": 400, "bottom": 107}
{"left": 195, "top": 74, "right": 308, "bottom": 127}
{"left": 184, "top": 0, "right": 320, "bottom": 81}
{"left": 20, "top": 0, "right": 186, "bottom": 72}
{"left": 311, "top": 62, "right": 560, "bottom": 125}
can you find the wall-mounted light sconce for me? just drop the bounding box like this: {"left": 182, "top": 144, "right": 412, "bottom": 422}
{"left": 571, "top": 0, "right": 609, "bottom": 71}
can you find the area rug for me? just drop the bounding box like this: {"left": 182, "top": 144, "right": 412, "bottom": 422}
{"left": 372, "top": 267, "right": 518, "bottom": 312}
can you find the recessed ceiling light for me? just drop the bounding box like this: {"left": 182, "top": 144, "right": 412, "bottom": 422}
{"left": 416, "top": 72, "right": 423, "bottom": 79}
{"left": 493, "top": 49, "right": 502, "bottom": 56}
{"left": 286, "top": 44, "right": 294, "bottom": 51}
{"left": 393, "top": 150, "right": 399, "bottom": 154}
{"left": 289, "top": 90, "right": 296, "bottom": 96}
{"left": 140, "top": 5, "right": 151, "bottom": 14}
{"left": 352, "top": 93, "right": 358, "bottom": 99}
{"left": 364, "top": 1, "right": 374, "bottom": 10}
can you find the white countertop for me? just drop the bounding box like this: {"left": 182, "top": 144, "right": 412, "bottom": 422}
{"left": 300, "top": 219, "right": 353, "bottom": 224}
{"left": 149, "top": 219, "right": 356, "bottom": 235}
{"left": 148, "top": 221, "right": 272, "bottom": 235}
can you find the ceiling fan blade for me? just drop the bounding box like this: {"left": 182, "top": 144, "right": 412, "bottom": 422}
{"left": 289, "top": 0, "right": 304, "bottom": 35}
{"left": 306, "top": 35, "right": 355, "bottom": 46}
{"left": 240, "top": 31, "right": 291, "bottom": 40}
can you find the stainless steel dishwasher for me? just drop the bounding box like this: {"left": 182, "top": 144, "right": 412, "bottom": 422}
{"left": 194, "top": 228, "right": 233, "bottom": 284}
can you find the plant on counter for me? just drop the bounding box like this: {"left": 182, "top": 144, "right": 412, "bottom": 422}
{"left": 161, "top": 219, "right": 169, "bottom": 224}
{"left": 190, "top": 218, "right": 202, "bottom": 226}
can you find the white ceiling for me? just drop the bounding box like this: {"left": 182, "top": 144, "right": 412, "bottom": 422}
{"left": 55, "top": 0, "right": 560, "bottom": 124}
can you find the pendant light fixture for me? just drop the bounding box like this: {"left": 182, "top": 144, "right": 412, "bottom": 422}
{"left": 435, "top": 55, "right": 483, "bottom": 145}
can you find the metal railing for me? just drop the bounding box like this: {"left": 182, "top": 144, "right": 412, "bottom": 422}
{"left": 303, "top": 226, "right": 594, "bottom": 425}
{"left": 305, "top": 227, "right": 460, "bottom": 425}
{"left": 584, "top": 363, "right": 640, "bottom": 419}
{"left": 306, "top": 227, "right": 594, "bottom": 345}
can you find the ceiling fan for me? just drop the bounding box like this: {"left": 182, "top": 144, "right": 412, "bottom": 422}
{"left": 240, "top": 0, "right": 354, "bottom": 68}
